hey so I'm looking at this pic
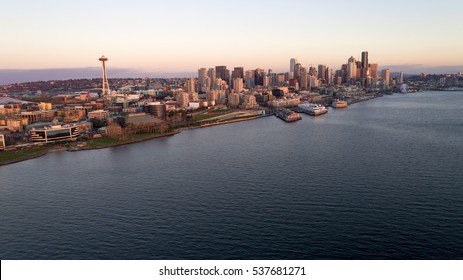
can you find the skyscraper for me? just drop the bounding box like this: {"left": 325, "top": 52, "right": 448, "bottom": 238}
{"left": 294, "top": 63, "right": 302, "bottom": 82}
{"left": 347, "top": 56, "right": 357, "bottom": 80}
{"left": 325, "top": 67, "right": 333, "bottom": 85}
{"left": 232, "top": 67, "right": 244, "bottom": 79}
{"left": 290, "top": 58, "right": 298, "bottom": 78}
{"left": 254, "top": 68, "right": 264, "bottom": 86}
{"left": 361, "top": 51, "right": 368, "bottom": 70}
{"left": 186, "top": 77, "right": 195, "bottom": 93}
{"left": 369, "top": 64, "right": 379, "bottom": 80}
{"left": 198, "top": 68, "right": 207, "bottom": 92}
{"left": 318, "top": 64, "right": 326, "bottom": 82}
{"left": 381, "top": 69, "right": 391, "bottom": 87}
{"left": 207, "top": 68, "right": 216, "bottom": 88}
{"left": 300, "top": 67, "right": 308, "bottom": 89}
{"left": 215, "top": 66, "right": 227, "bottom": 81}
{"left": 361, "top": 51, "right": 369, "bottom": 81}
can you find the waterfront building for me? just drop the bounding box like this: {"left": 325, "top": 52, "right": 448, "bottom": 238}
{"left": 30, "top": 124, "right": 80, "bottom": 143}
{"left": 268, "top": 97, "right": 300, "bottom": 108}
{"left": 228, "top": 93, "right": 240, "bottom": 108}
{"left": 198, "top": 68, "right": 208, "bottom": 92}
{"left": 381, "top": 69, "right": 391, "bottom": 87}
{"left": 142, "top": 103, "right": 166, "bottom": 119}
{"left": 118, "top": 113, "right": 168, "bottom": 135}
{"left": 233, "top": 78, "right": 244, "bottom": 93}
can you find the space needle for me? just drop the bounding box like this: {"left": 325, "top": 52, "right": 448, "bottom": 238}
{"left": 99, "top": 55, "right": 110, "bottom": 96}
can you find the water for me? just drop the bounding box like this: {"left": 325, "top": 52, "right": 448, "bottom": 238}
{"left": 1, "top": 91, "right": 462, "bottom": 259}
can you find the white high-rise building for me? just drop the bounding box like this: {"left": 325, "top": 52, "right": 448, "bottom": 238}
{"left": 347, "top": 56, "right": 357, "bottom": 80}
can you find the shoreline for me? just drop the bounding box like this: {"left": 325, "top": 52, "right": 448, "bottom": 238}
{"left": 0, "top": 116, "right": 264, "bottom": 167}
{"left": 70, "top": 131, "right": 179, "bottom": 152}
{"left": 0, "top": 95, "right": 385, "bottom": 167}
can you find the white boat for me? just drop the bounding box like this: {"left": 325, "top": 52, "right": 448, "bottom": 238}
{"left": 298, "top": 103, "right": 328, "bottom": 116}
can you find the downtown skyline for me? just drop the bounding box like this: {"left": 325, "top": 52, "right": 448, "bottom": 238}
{"left": 1, "top": 0, "right": 463, "bottom": 84}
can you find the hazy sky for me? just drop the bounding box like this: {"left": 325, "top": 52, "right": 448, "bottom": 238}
{"left": 2, "top": 0, "right": 463, "bottom": 73}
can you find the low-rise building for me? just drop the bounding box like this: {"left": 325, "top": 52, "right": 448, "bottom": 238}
{"left": 30, "top": 124, "right": 80, "bottom": 143}
{"left": 118, "top": 113, "right": 168, "bottom": 135}
{"left": 88, "top": 109, "right": 110, "bottom": 120}
{"left": 268, "top": 97, "right": 301, "bottom": 108}
{"left": 241, "top": 95, "right": 259, "bottom": 109}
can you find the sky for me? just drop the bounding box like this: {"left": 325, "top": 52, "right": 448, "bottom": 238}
{"left": 1, "top": 0, "right": 463, "bottom": 83}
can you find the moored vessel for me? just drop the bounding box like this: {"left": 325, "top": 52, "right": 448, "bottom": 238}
{"left": 332, "top": 99, "right": 348, "bottom": 108}
{"left": 298, "top": 103, "right": 328, "bottom": 116}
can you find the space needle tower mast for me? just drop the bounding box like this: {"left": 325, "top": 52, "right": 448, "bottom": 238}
{"left": 99, "top": 55, "right": 110, "bottom": 96}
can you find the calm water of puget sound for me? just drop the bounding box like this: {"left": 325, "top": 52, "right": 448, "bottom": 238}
{"left": 1, "top": 91, "right": 462, "bottom": 259}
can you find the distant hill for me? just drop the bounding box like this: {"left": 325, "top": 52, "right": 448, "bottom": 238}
{"left": 0, "top": 68, "right": 196, "bottom": 85}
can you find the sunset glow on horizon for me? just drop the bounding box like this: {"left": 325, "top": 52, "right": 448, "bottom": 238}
{"left": 2, "top": 0, "right": 463, "bottom": 73}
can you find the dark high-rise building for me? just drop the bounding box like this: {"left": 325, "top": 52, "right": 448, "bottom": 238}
{"left": 361, "top": 51, "right": 368, "bottom": 69}
{"left": 215, "top": 66, "right": 227, "bottom": 80}
{"left": 254, "top": 68, "right": 264, "bottom": 86}
{"left": 325, "top": 67, "right": 333, "bottom": 85}
{"left": 294, "top": 63, "right": 302, "bottom": 82}
{"left": 232, "top": 67, "right": 244, "bottom": 79}
{"left": 318, "top": 64, "right": 326, "bottom": 82}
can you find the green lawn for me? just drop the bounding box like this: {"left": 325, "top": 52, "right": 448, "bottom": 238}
{"left": 0, "top": 146, "right": 50, "bottom": 165}
{"left": 193, "top": 109, "right": 232, "bottom": 121}
{"left": 86, "top": 132, "right": 163, "bottom": 148}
